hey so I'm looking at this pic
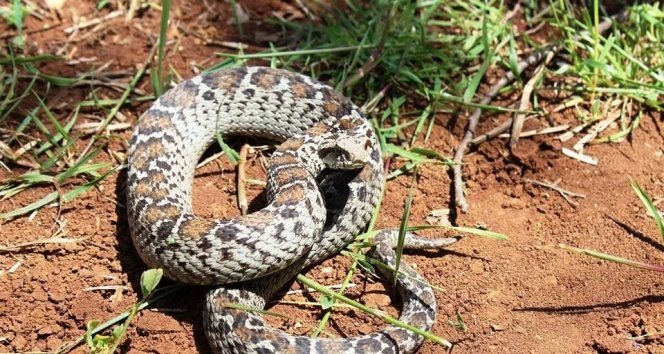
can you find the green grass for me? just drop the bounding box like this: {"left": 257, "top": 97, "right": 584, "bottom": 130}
{"left": 1, "top": 0, "right": 662, "bottom": 351}
{"left": 0, "top": 0, "right": 31, "bottom": 47}
{"left": 550, "top": 2, "right": 664, "bottom": 119}
{"left": 0, "top": 55, "right": 149, "bottom": 219}
{"left": 151, "top": 0, "right": 172, "bottom": 97}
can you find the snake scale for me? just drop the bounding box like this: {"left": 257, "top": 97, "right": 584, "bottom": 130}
{"left": 126, "top": 66, "right": 457, "bottom": 353}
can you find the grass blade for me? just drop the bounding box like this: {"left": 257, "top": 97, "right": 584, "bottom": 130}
{"left": 154, "top": 0, "right": 172, "bottom": 97}
{"left": 394, "top": 165, "right": 418, "bottom": 286}
{"left": 559, "top": 244, "right": 664, "bottom": 273}
{"left": 0, "top": 165, "right": 119, "bottom": 220}
{"left": 629, "top": 177, "right": 664, "bottom": 241}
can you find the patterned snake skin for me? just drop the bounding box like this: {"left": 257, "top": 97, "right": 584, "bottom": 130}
{"left": 126, "top": 67, "right": 458, "bottom": 353}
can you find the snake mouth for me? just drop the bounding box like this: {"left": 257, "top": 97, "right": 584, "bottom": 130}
{"left": 319, "top": 145, "right": 365, "bottom": 170}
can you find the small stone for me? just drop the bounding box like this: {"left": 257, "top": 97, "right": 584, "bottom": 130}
{"left": 48, "top": 291, "right": 66, "bottom": 303}
{"left": 441, "top": 303, "right": 455, "bottom": 317}
{"left": 543, "top": 275, "right": 558, "bottom": 286}
{"left": 356, "top": 323, "right": 372, "bottom": 334}
{"left": 12, "top": 335, "right": 27, "bottom": 350}
{"left": 46, "top": 336, "right": 61, "bottom": 351}
{"left": 32, "top": 291, "right": 48, "bottom": 302}
{"left": 513, "top": 325, "right": 527, "bottom": 334}
{"left": 490, "top": 324, "right": 505, "bottom": 331}
{"left": 469, "top": 260, "right": 484, "bottom": 274}
{"left": 363, "top": 293, "right": 391, "bottom": 309}
{"left": 508, "top": 198, "right": 526, "bottom": 210}
{"left": 456, "top": 291, "right": 470, "bottom": 303}
{"left": 38, "top": 326, "right": 54, "bottom": 336}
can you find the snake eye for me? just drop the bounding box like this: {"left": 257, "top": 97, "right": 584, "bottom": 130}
{"left": 319, "top": 145, "right": 345, "bottom": 160}
{"left": 337, "top": 147, "right": 350, "bottom": 161}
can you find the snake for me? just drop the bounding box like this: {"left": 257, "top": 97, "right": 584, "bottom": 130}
{"left": 126, "top": 66, "right": 458, "bottom": 353}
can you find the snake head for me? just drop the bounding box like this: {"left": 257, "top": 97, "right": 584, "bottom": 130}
{"left": 318, "top": 117, "right": 374, "bottom": 170}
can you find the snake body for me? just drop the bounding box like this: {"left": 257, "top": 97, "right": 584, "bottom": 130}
{"left": 126, "top": 67, "right": 456, "bottom": 353}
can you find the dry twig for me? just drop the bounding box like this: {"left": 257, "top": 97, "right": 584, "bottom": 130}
{"left": 63, "top": 10, "right": 123, "bottom": 34}
{"left": 237, "top": 144, "right": 250, "bottom": 216}
{"left": 510, "top": 50, "right": 555, "bottom": 150}
{"left": 523, "top": 177, "right": 585, "bottom": 206}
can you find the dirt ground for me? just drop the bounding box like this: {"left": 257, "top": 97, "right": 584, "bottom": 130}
{"left": 1, "top": 1, "right": 663, "bottom": 354}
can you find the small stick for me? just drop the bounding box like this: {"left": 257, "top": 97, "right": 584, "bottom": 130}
{"left": 176, "top": 25, "right": 251, "bottom": 50}
{"left": 342, "top": 2, "right": 393, "bottom": 89}
{"left": 63, "top": 10, "right": 123, "bottom": 34}
{"left": 293, "top": 0, "right": 316, "bottom": 21}
{"left": 497, "top": 124, "right": 570, "bottom": 139}
{"left": 282, "top": 283, "right": 357, "bottom": 297}
{"left": 342, "top": 41, "right": 385, "bottom": 89}
{"left": 558, "top": 120, "right": 594, "bottom": 142}
{"left": 510, "top": 50, "right": 554, "bottom": 150}
{"left": 471, "top": 118, "right": 513, "bottom": 145}
{"left": 572, "top": 108, "right": 621, "bottom": 151}
{"left": 73, "top": 122, "right": 132, "bottom": 134}
{"left": 196, "top": 151, "right": 225, "bottom": 169}
{"left": 237, "top": 144, "right": 250, "bottom": 216}
{"left": 0, "top": 140, "right": 17, "bottom": 160}
{"left": 0, "top": 235, "right": 90, "bottom": 253}
{"left": 523, "top": 177, "right": 585, "bottom": 206}
{"left": 13, "top": 140, "right": 39, "bottom": 159}
{"left": 125, "top": 0, "right": 141, "bottom": 23}
{"left": 68, "top": 79, "right": 149, "bottom": 95}
{"left": 561, "top": 147, "right": 598, "bottom": 165}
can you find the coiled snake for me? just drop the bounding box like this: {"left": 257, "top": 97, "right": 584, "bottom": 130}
{"left": 126, "top": 67, "right": 457, "bottom": 353}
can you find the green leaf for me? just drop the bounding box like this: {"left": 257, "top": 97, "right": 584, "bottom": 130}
{"left": 96, "top": 0, "right": 110, "bottom": 11}
{"left": 320, "top": 295, "right": 334, "bottom": 310}
{"left": 356, "top": 256, "right": 376, "bottom": 274}
{"left": 216, "top": 133, "right": 240, "bottom": 165}
{"left": 451, "top": 226, "right": 508, "bottom": 240}
{"left": 0, "top": 54, "right": 59, "bottom": 65}
{"left": 23, "top": 64, "right": 82, "bottom": 86}
{"left": 140, "top": 268, "right": 164, "bottom": 300}
{"left": 85, "top": 320, "right": 102, "bottom": 349}
{"left": 111, "top": 324, "right": 125, "bottom": 339}
{"left": 296, "top": 274, "right": 451, "bottom": 347}
{"left": 463, "top": 7, "right": 495, "bottom": 103}
{"left": 12, "top": 0, "right": 23, "bottom": 32}
{"left": 629, "top": 177, "right": 664, "bottom": 241}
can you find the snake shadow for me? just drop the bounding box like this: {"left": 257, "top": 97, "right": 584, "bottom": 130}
{"left": 514, "top": 294, "right": 664, "bottom": 314}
